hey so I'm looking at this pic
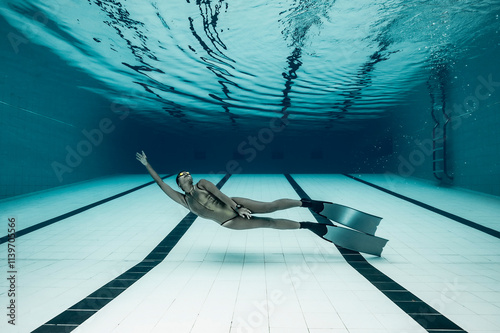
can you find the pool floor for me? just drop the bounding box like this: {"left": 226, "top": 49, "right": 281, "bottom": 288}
{"left": 1, "top": 174, "right": 499, "bottom": 333}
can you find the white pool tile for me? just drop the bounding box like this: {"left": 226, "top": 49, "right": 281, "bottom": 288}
{"left": 1, "top": 174, "right": 499, "bottom": 333}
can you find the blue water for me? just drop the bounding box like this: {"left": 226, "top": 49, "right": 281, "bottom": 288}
{"left": 1, "top": 0, "right": 499, "bottom": 132}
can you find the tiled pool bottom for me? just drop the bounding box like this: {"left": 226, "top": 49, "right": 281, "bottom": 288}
{"left": 1, "top": 174, "right": 499, "bottom": 333}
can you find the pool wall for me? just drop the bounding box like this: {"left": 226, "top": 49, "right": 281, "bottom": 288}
{"left": 386, "top": 30, "right": 500, "bottom": 196}
{"left": 0, "top": 16, "right": 136, "bottom": 199}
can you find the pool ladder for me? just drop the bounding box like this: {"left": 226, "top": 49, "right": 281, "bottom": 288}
{"left": 431, "top": 101, "right": 453, "bottom": 181}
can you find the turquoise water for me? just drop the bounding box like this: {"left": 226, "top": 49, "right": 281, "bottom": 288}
{"left": 1, "top": 4, "right": 500, "bottom": 330}
{"left": 2, "top": 0, "right": 498, "bottom": 132}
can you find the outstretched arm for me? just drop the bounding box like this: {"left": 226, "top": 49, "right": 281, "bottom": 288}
{"left": 197, "top": 179, "right": 252, "bottom": 218}
{"left": 136, "top": 151, "right": 187, "bottom": 208}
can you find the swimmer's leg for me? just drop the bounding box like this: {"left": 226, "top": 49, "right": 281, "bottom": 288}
{"left": 222, "top": 216, "right": 300, "bottom": 230}
{"left": 222, "top": 216, "right": 327, "bottom": 237}
{"left": 231, "top": 197, "right": 340, "bottom": 215}
{"left": 231, "top": 197, "right": 301, "bottom": 214}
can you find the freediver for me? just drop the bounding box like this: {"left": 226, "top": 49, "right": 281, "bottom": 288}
{"left": 135, "top": 151, "right": 387, "bottom": 255}
{"left": 135, "top": 151, "right": 328, "bottom": 236}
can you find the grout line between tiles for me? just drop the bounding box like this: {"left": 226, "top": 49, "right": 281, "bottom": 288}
{"left": 285, "top": 173, "right": 468, "bottom": 333}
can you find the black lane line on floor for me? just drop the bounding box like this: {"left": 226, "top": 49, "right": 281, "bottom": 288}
{"left": 344, "top": 174, "right": 500, "bottom": 240}
{"left": 0, "top": 175, "right": 174, "bottom": 245}
{"left": 31, "top": 173, "right": 231, "bottom": 333}
{"left": 284, "top": 174, "right": 467, "bottom": 333}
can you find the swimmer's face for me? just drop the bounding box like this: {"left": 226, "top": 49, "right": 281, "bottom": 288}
{"left": 177, "top": 171, "right": 193, "bottom": 192}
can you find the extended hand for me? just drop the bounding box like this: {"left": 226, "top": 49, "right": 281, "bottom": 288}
{"left": 237, "top": 207, "right": 252, "bottom": 219}
{"left": 135, "top": 150, "right": 148, "bottom": 166}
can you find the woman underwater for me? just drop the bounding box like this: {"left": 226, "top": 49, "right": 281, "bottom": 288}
{"left": 135, "top": 151, "right": 329, "bottom": 238}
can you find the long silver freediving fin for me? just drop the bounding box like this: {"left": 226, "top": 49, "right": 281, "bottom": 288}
{"left": 317, "top": 203, "right": 382, "bottom": 236}
{"left": 322, "top": 225, "right": 388, "bottom": 257}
